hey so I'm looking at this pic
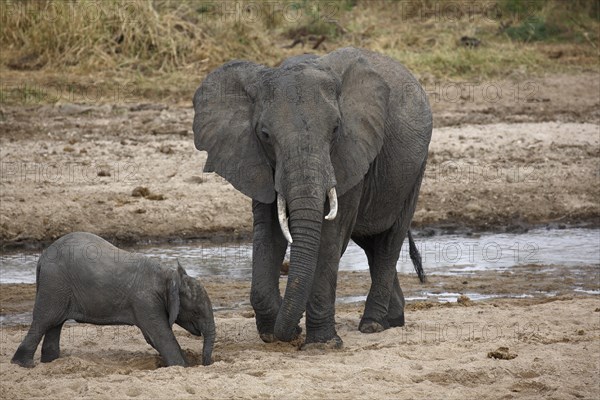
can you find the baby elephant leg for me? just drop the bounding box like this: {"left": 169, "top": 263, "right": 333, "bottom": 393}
{"left": 41, "top": 322, "right": 65, "bottom": 363}
{"left": 142, "top": 331, "right": 155, "bottom": 348}
{"left": 11, "top": 321, "right": 50, "bottom": 368}
{"left": 138, "top": 320, "right": 186, "bottom": 367}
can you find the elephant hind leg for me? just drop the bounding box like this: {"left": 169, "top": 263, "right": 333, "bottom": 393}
{"left": 387, "top": 274, "right": 405, "bottom": 327}
{"left": 41, "top": 321, "right": 66, "bottom": 363}
{"left": 12, "top": 321, "right": 51, "bottom": 368}
{"left": 12, "top": 292, "right": 69, "bottom": 367}
{"left": 353, "top": 227, "right": 406, "bottom": 334}
{"left": 354, "top": 160, "right": 427, "bottom": 333}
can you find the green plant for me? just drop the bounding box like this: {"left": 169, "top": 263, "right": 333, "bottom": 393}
{"left": 504, "top": 16, "right": 564, "bottom": 42}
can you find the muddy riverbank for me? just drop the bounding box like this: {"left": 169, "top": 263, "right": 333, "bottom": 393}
{"left": 1, "top": 73, "right": 599, "bottom": 250}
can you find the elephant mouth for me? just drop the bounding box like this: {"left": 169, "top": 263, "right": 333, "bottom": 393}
{"left": 276, "top": 187, "right": 338, "bottom": 244}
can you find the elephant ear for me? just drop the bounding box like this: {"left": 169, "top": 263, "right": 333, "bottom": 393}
{"left": 165, "top": 267, "right": 181, "bottom": 327}
{"left": 328, "top": 57, "right": 390, "bottom": 195}
{"left": 193, "top": 61, "right": 275, "bottom": 204}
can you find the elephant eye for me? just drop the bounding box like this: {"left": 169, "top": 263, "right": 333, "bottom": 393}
{"left": 261, "top": 129, "right": 270, "bottom": 140}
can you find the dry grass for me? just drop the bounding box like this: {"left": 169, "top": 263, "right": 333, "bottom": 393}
{"left": 0, "top": 0, "right": 598, "bottom": 104}
{"left": 1, "top": 1, "right": 281, "bottom": 72}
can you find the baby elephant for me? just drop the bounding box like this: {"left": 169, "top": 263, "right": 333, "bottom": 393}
{"left": 11, "top": 232, "right": 215, "bottom": 368}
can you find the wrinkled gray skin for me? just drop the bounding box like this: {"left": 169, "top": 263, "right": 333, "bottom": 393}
{"left": 11, "top": 232, "right": 215, "bottom": 367}
{"left": 193, "top": 47, "right": 432, "bottom": 347}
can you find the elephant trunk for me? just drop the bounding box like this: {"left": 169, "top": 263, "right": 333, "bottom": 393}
{"left": 201, "top": 317, "right": 215, "bottom": 366}
{"left": 274, "top": 184, "right": 326, "bottom": 341}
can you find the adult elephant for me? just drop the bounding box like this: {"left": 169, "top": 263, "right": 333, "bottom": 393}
{"left": 193, "top": 47, "right": 432, "bottom": 348}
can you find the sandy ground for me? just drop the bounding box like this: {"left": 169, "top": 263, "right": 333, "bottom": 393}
{"left": 1, "top": 265, "right": 599, "bottom": 400}
{"left": 1, "top": 73, "right": 599, "bottom": 249}
{"left": 0, "top": 72, "right": 599, "bottom": 399}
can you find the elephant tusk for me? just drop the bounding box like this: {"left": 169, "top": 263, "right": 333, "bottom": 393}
{"left": 324, "top": 187, "right": 338, "bottom": 221}
{"left": 277, "top": 193, "right": 293, "bottom": 244}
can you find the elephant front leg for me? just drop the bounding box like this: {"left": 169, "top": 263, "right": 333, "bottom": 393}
{"left": 303, "top": 185, "right": 361, "bottom": 349}
{"left": 303, "top": 255, "right": 343, "bottom": 349}
{"left": 137, "top": 319, "right": 186, "bottom": 367}
{"left": 250, "top": 200, "right": 290, "bottom": 343}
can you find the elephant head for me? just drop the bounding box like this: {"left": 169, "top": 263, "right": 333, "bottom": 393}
{"left": 193, "top": 53, "right": 390, "bottom": 341}
{"left": 173, "top": 262, "right": 215, "bottom": 365}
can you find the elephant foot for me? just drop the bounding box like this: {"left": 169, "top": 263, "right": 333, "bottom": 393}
{"left": 359, "top": 318, "right": 390, "bottom": 333}
{"left": 259, "top": 325, "right": 302, "bottom": 344}
{"left": 11, "top": 357, "right": 35, "bottom": 368}
{"left": 386, "top": 313, "right": 405, "bottom": 328}
{"left": 163, "top": 357, "right": 188, "bottom": 368}
{"left": 259, "top": 332, "right": 277, "bottom": 343}
{"left": 301, "top": 334, "right": 343, "bottom": 351}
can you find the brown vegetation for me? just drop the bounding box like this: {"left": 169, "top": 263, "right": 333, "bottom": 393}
{"left": 1, "top": 0, "right": 598, "bottom": 104}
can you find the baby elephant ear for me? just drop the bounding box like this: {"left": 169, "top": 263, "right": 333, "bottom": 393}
{"left": 166, "top": 268, "right": 181, "bottom": 327}
{"left": 193, "top": 61, "right": 276, "bottom": 204}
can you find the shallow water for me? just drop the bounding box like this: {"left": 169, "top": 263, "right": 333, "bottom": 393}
{"left": 1, "top": 229, "right": 597, "bottom": 325}
{"left": 1, "top": 228, "right": 597, "bottom": 284}
{"left": 337, "top": 291, "right": 545, "bottom": 304}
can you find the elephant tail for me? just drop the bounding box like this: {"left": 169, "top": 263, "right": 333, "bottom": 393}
{"left": 35, "top": 257, "right": 42, "bottom": 289}
{"left": 408, "top": 230, "right": 426, "bottom": 283}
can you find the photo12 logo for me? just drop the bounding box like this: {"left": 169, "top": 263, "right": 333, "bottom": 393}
{"left": 424, "top": 161, "right": 543, "bottom": 185}
{"left": 396, "top": 320, "right": 543, "bottom": 344}
{"left": 400, "top": 239, "right": 540, "bottom": 265}
{"left": 0, "top": 81, "right": 138, "bottom": 105}
{"left": 420, "top": 81, "right": 539, "bottom": 104}
{"left": 194, "top": 1, "right": 340, "bottom": 24}
{"left": 398, "top": 1, "right": 540, "bottom": 22}
{"left": 0, "top": 162, "right": 140, "bottom": 185}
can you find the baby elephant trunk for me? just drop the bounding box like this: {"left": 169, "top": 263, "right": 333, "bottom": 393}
{"left": 201, "top": 319, "right": 215, "bottom": 366}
